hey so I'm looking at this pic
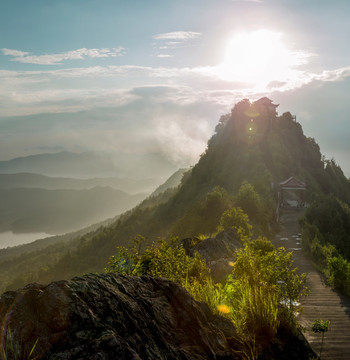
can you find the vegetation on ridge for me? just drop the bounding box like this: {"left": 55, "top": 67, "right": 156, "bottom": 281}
{"left": 2, "top": 97, "right": 350, "bottom": 304}
{"left": 106, "top": 235, "right": 308, "bottom": 359}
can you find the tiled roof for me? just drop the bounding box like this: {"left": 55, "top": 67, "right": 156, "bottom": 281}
{"left": 280, "top": 176, "right": 306, "bottom": 188}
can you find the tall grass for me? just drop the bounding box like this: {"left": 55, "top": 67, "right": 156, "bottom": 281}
{"left": 0, "top": 327, "right": 38, "bottom": 360}
{"left": 107, "top": 236, "right": 308, "bottom": 360}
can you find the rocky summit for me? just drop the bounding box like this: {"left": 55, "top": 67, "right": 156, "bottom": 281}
{"left": 0, "top": 273, "right": 315, "bottom": 360}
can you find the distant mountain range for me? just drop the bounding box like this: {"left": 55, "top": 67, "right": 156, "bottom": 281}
{"left": 0, "top": 151, "right": 178, "bottom": 179}
{"left": 0, "top": 151, "right": 186, "bottom": 236}
{"left": 0, "top": 187, "right": 146, "bottom": 234}
{"left": 0, "top": 173, "right": 159, "bottom": 194}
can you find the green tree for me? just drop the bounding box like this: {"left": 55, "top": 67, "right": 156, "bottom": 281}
{"left": 327, "top": 256, "right": 350, "bottom": 293}
{"left": 106, "top": 236, "right": 209, "bottom": 288}
{"left": 235, "top": 182, "right": 262, "bottom": 219}
{"left": 312, "top": 319, "right": 330, "bottom": 359}
{"left": 171, "top": 186, "right": 232, "bottom": 238}
{"left": 218, "top": 206, "right": 252, "bottom": 242}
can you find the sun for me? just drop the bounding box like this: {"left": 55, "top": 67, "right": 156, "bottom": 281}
{"left": 216, "top": 30, "right": 303, "bottom": 89}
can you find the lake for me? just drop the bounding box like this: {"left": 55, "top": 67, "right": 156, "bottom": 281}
{"left": 0, "top": 231, "right": 53, "bottom": 249}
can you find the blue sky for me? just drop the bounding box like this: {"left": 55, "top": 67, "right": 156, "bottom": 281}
{"left": 1, "top": 0, "right": 350, "bottom": 175}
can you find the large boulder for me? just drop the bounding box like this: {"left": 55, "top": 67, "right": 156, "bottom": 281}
{"left": 182, "top": 229, "right": 242, "bottom": 282}
{"left": 0, "top": 273, "right": 316, "bottom": 360}
{"left": 0, "top": 273, "right": 238, "bottom": 360}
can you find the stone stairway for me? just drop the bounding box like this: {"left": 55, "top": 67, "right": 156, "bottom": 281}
{"left": 273, "top": 208, "right": 350, "bottom": 359}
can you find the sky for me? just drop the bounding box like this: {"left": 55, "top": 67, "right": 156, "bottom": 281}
{"left": 1, "top": 0, "right": 350, "bottom": 176}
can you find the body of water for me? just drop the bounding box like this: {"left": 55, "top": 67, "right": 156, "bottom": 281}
{"left": 0, "top": 231, "right": 53, "bottom": 249}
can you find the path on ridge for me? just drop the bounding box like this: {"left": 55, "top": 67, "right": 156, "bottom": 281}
{"left": 273, "top": 209, "right": 350, "bottom": 360}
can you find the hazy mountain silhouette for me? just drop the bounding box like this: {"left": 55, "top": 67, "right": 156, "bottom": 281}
{"left": 0, "top": 187, "right": 146, "bottom": 234}
{"left": 0, "top": 151, "right": 178, "bottom": 179}
{"left": 0, "top": 173, "right": 159, "bottom": 194}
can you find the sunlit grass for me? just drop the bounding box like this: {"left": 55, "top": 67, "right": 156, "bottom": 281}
{"left": 107, "top": 236, "right": 308, "bottom": 359}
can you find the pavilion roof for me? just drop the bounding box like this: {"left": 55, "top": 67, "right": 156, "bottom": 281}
{"left": 279, "top": 176, "right": 306, "bottom": 189}
{"left": 254, "top": 97, "right": 279, "bottom": 108}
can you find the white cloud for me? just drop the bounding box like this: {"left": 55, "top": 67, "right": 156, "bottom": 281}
{"left": 156, "top": 54, "right": 173, "bottom": 58}
{"left": 153, "top": 31, "right": 201, "bottom": 41}
{"left": 152, "top": 31, "right": 200, "bottom": 59}
{"left": 2, "top": 47, "right": 125, "bottom": 65}
{"left": 2, "top": 51, "right": 350, "bottom": 120}
{"left": 2, "top": 60, "right": 350, "bottom": 172}
{"left": 2, "top": 48, "right": 29, "bottom": 57}
{"left": 314, "top": 67, "right": 350, "bottom": 82}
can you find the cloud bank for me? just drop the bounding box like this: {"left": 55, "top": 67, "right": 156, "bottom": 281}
{"left": 2, "top": 38, "right": 350, "bottom": 173}
{"left": 2, "top": 47, "right": 125, "bottom": 65}
{"left": 153, "top": 31, "right": 201, "bottom": 41}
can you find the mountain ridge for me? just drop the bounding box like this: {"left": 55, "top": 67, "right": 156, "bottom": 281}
{"left": 0, "top": 186, "right": 146, "bottom": 234}
{"left": 0, "top": 172, "right": 159, "bottom": 194}
{"left": 0, "top": 150, "right": 178, "bottom": 179}
{"left": 2, "top": 97, "right": 350, "bottom": 294}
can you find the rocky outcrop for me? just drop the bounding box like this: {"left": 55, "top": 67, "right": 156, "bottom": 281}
{"left": 0, "top": 273, "right": 238, "bottom": 360}
{"left": 0, "top": 273, "right": 316, "bottom": 360}
{"left": 182, "top": 229, "right": 242, "bottom": 282}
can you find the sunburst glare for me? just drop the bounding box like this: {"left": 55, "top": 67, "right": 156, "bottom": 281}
{"left": 214, "top": 30, "right": 309, "bottom": 90}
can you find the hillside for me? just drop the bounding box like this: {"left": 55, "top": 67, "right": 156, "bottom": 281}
{"left": 151, "top": 168, "right": 189, "bottom": 197}
{"left": 2, "top": 97, "right": 350, "bottom": 292}
{"left": 0, "top": 171, "right": 184, "bottom": 293}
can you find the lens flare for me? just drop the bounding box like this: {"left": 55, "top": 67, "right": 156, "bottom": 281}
{"left": 217, "top": 304, "right": 231, "bottom": 314}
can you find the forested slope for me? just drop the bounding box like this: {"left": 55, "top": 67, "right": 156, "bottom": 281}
{"left": 2, "top": 97, "right": 350, "bottom": 293}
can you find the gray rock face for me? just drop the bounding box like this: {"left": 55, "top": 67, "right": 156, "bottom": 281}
{"left": 0, "top": 273, "right": 238, "bottom": 360}
{"left": 182, "top": 229, "right": 243, "bottom": 282}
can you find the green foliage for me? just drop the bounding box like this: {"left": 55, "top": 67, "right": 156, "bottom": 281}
{"left": 327, "top": 256, "right": 350, "bottom": 294}
{"left": 223, "top": 239, "right": 308, "bottom": 327}
{"left": 223, "top": 277, "right": 280, "bottom": 343}
{"left": 300, "top": 194, "right": 350, "bottom": 295}
{"left": 170, "top": 186, "right": 232, "bottom": 238}
{"left": 312, "top": 319, "right": 330, "bottom": 334}
{"left": 235, "top": 182, "right": 262, "bottom": 221}
{"left": 218, "top": 206, "right": 252, "bottom": 243}
{"left": 302, "top": 195, "right": 350, "bottom": 257}
{"left": 106, "top": 236, "right": 209, "bottom": 288}
{"left": 194, "top": 238, "right": 309, "bottom": 358}
{"left": 106, "top": 236, "right": 308, "bottom": 359}
{"left": 235, "top": 181, "right": 271, "bottom": 236}
{"left": 312, "top": 319, "right": 330, "bottom": 359}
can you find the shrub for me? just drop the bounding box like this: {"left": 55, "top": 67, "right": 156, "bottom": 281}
{"left": 106, "top": 235, "right": 209, "bottom": 289}
{"left": 221, "top": 239, "right": 308, "bottom": 340}
{"left": 218, "top": 206, "right": 252, "bottom": 242}
{"left": 327, "top": 256, "right": 350, "bottom": 293}
{"left": 312, "top": 319, "right": 330, "bottom": 359}
{"left": 107, "top": 236, "right": 308, "bottom": 359}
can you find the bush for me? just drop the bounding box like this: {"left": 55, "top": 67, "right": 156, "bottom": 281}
{"left": 106, "top": 235, "right": 209, "bottom": 289}
{"left": 107, "top": 236, "right": 309, "bottom": 359}
{"left": 218, "top": 206, "right": 252, "bottom": 242}
{"left": 327, "top": 256, "right": 350, "bottom": 293}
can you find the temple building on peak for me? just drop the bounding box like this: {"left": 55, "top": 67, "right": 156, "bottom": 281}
{"left": 253, "top": 97, "right": 279, "bottom": 118}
